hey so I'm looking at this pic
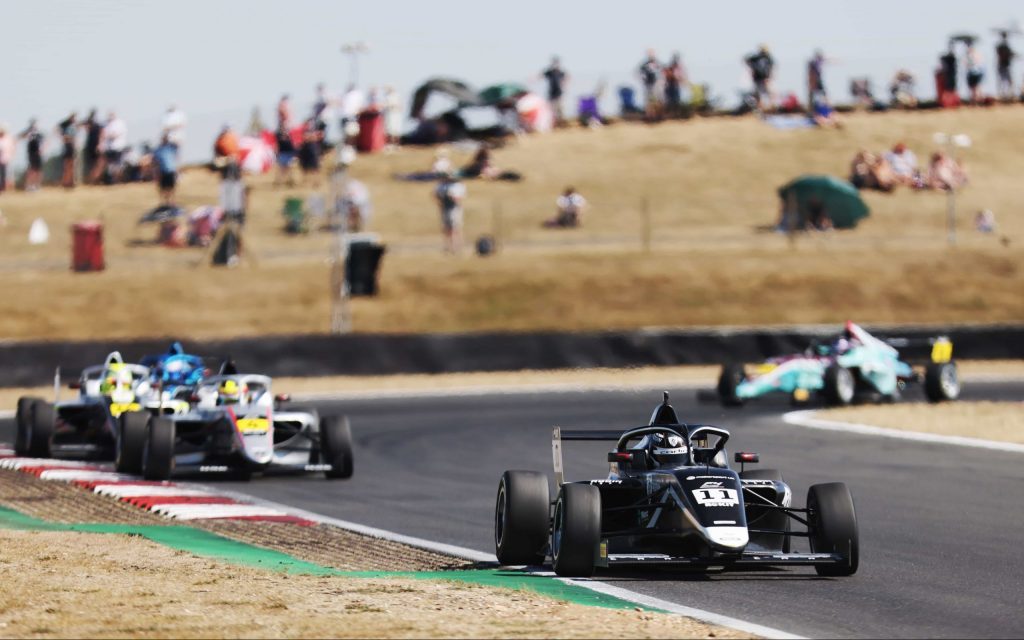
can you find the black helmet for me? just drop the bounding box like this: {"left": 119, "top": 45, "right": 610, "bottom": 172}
{"left": 650, "top": 432, "right": 688, "bottom": 466}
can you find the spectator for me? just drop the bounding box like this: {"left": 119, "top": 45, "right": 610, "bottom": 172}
{"left": 82, "top": 110, "right": 103, "bottom": 184}
{"left": 663, "top": 53, "right": 688, "bottom": 117}
{"left": 0, "top": 125, "right": 13, "bottom": 194}
{"left": 312, "top": 83, "right": 330, "bottom": 126}
{"left": 850, "top": 77, "right": 875, "bottom": 109}
{"left": 745, "top": 44, "right": 775, "bottom": 112}
{"left": 277, "top": 94, "right": 293, "bottom": 131}
{"left": 298, "top": 117, "right": 323, "bottom": 186}
{"left": 544, "top": 186, "right": 586, "bottom": 228}
{"left": 273, "top": 124, "right": 296, "bottom": 187}
{"left": 884, "top": 143, "right": 918, "bottom": 186}
{"left": 639, "top": 50, "right": 661, "bottom": 119}
{"left": 213, "top": 124, "right": 240, "bottom": 164}
{"left": 965, "top": 44, "right": 985, "bottom": 104}
{"left": 162, "top": 104, "right": 187, "bottom": 151}
{"left": 19, "top": 119, "right": 45, "bottom": 191}
{"left": 152, "top": 135, "right": 178, "bottom": 207}
{"left": 975, "top": 209, "right": 996, "bottom": 233}
{"left": 339, "top": 84, "right": 365, "bottom": 139}
{"left": 995, "top": 32, "right": 1016, "bottom": 100}
{"left": 382, "top": 85, "right": 403, "bottom": 149}
{"left": 461, "top": 145, "right": 497, "bottom": 180}
{"left": 889, "top": 70, "right": 917, "bottom": 108}
{"left": 97, "top": 111, "right": 127, "bottom": 184}
{"left": 810, "top": 94, "right": 842, "bottom": 129}
{"left": 56, "top": 112, "right": 78, "bottom": 188}
{"left": 542, "top": 56, "right": 568, "bottom": 124}
{"left": 849, "top": 150, "right": 894, "bottom": 192}
{"left": 807, "top": 49, "right": 828, "bottom": 109}
{"left": 927, "top": 150, "right": 967, "bottom": 190}
{"left": 434, "top": 172, "right": 466, "bottom": 253}
{"left": 939, "top": 45, "right": 958, "bottom": 96}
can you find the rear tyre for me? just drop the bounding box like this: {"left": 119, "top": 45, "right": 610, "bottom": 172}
{"left": 924, "top": 361, "right": 960, "bottom": 403}
{"left": 822, "top": 365, "right": 855, "bottom": 406}
{"left": 807, "top": 482, "right": 859, "bottom": 576}
{"left": 740, "top": 468, "right": 791, "bottom": 553}
{"left": 494, "top": 470, "right": 550, "bottom": 565}
{"left": 717, "top": 364, "right": 747, "bottom": 407}
{"left": 551, "top": 484, "right": 601, "bottom": 578}
{"left": 320, "top": 416, "right": 354, "bottom": 479}
{"left": 116, "top": 411, "right": 149, "bottom": 475}
{"left": 142, "top": 417, "right": 176, "bottom": 481}
{"left": 14, "top": 396, "right": 43, "bottom": 456}
{"left": 25, "top": 401, "right": 55, "bottom": 458}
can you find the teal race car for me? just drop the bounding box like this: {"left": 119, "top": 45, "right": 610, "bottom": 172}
{"left": 717, "top": 322, "right": 960, "bottom": 407}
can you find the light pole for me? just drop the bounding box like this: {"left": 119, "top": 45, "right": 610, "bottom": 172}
{"left": 341, "top": 42, "right": 368, "bottom": 86}
{"left": 932, "top": 132, "right": 972, "bottom": 247}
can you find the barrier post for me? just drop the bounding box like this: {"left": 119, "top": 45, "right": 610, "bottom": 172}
{"left": 642, "top": 197, "right": 651, "bottom": 253}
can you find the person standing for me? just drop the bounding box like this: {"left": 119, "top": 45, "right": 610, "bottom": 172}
{"left": 663, "top": 53, "right": 688, "bottom": 117}
{"left": 82, "top": 110, "right": 103, "bottom": 184}
{"left": 434, "top": 172, "right": 466, "bottom": 253}
{"left": 745, "top": 44, "right": 775, "bottom": 112}
{"left": 807, "top": 49, "right": 828, "bottom": 109}
{"left": 298, "top": 117, "right": 323, "bottom": 187}
{"left": 965, "top": 44, "right": 985, "bottom": 103}
{"left": 19, "top": 119, "right": 45, "bottom": 191}
{"left": 161, "top": 104, "right": 187, "bottom": 153}
{"left": 152, "top": 134, "right": 178, "bottom": 207}
{"left": 639, "top": 50, "right": 661, "bottom": 120}
{"left": 0, "top": 125, "right": 13, "bottom": 194}
{"left": 339, "top": 84, "right": 365, "bottom": 141}
{"left": 277, "top": 94, "right": 293, "bottom": 131}
{"left": 57, "top": 112, "right": 78, "bottom": 188}
{"left": 382, "top": 85, "right": 403, "bottom": 149}
{"left": 98, "top": 111, "right": 127, "bottom": 184}
{"left": 542, "top": 56, "right": 568, "bottom": 125}
{"left": 995, "top": 32, "right": 1016, "bottom": 100}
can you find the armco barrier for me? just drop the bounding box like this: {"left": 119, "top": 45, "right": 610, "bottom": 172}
{"left": 0, "top": 323, "right": 1021, "bottom": 388}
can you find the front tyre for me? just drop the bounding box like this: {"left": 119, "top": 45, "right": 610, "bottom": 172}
{"left": 320, "top": 416, "right": 354, "bottom": 479}
{"left": 494, "top": 470, "right": 550, "bottom": 566}
{"left": 808, "top": 482, "right": 859, "bottom": 576}
{"left": 26, "top": 401, "right": 55, "bottom": 458}
{"left": 142, "top": 417, "right": 176, "bottom": 481}
{"left": 823, "top": 365, "right": 855, "bottom": 406}
{"left": 717, "top": 364, "right": 747, "bottom": 407}
{"left": 14, "top": 396, "right": 43, "bottom": 456}
{"left": 551, "top": 484, "right": 601, "bottom": 578}
{"left": 924, "top": 361, "right": 960, "bottom": 402}
{"left": 116, "top": 411, "right": 149, "bottom": 475}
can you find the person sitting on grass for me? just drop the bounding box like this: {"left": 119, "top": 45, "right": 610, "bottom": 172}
{"left": 544, "top": 187, "right": 586, "bottom": 228}
{"left": 810, "top": 93, "right": 842, "bottom": 129}
{"left": 883, "top": 142, "right": 918, "bottom": 187}
{"left": 849, "top": 150, "right": 894, "bottom": 192}
{"left": 926, "top": 151, "right": 967, "bottom": 191}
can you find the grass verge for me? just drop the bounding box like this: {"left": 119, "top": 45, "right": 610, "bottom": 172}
{"left": 818, "top": 400, "right": 1024, "bottom": 444}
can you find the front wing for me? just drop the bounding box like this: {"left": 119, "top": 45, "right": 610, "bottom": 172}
{"left": 601, "top": 550, "right": 848, "bottom": 569}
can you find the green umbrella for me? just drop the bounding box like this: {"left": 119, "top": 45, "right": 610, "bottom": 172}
{"left": 777, "top": 175, "right": 870, "bottom": 230}
{"left": 479, "top": 83, "right": 528, "bottom": 105}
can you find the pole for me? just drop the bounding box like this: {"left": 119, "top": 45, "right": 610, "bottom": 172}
{"left": 946, "top": 187, "right": 957, "bottom": 247}
{"left": 642, "top": 197, "right": 651, "bottom": 253}
{"left": 330, "top": 230, "right": 351, "bottom": 333}
{"left": 493, "top": 200, "right": 503, "bottom": 252}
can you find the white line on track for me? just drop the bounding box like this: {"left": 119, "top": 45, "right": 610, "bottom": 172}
{"left": 783, "top": 409, "right": 1024, "bottom": 453}
{"left": 193, "top": 484, "right": 802, "bottom": 639}
{"left": 289, "top": 380, "right": 709, "bottom": 402}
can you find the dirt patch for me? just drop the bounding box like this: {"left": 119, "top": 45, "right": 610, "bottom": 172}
{"left": 819, "top": 401, "right": 1024, "bottom": 444}
{"left": 0, "top": 469, "right": 167, "bottom": 525}
{"left": 198, "top": 520, "right": 470, "bottom": 572}
{"left": 0, "top": 530, "right": 746, "bottom": 639}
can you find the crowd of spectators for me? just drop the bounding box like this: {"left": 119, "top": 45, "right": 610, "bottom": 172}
{"left": 850, "top": 142, "right": 967, "bottom": 192}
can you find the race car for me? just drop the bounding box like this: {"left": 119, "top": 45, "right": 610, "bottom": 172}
{"left": 115, "top": 367, "right": 354, "bottom": 481}
{"left": 15, "top": 351, "right": 167, "bottom": 459}
{"left": 139, "top": 341, "right": 207, "bottom": 395}
{"left": 716, "top": 322, "right": 960, "bottom": 407}
{"left": 494, "top": 392, "right": 858, "bottom": 578}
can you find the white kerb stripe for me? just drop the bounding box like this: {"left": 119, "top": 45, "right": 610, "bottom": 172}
{"left": 93, "top": 486, "right": 213, "bottom": 498}
{"left": 38, "top": 470, "right": 130, "bottom": 482}
{"left": 155, "top": 504, "right": 287, "bottom": 520}
{"left": 0, "top": 457, "right": 100, "bottom": 470}
{"left": 783, "top": 410, "right": 1024, "bottom": 454}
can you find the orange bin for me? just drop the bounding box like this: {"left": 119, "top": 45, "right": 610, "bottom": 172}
{"left": 71, "top": 221, "right": 105, "bottom": 272}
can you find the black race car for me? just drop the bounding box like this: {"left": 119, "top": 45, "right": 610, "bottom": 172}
{"left": 494, "top": 393, "right": 859, "bottom": 577}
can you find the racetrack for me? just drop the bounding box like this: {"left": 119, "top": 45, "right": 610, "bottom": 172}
{"left": 3, "top": 380, "right": 1023, "bottom": 638}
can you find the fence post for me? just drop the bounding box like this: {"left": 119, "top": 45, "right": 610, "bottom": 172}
{"left": 642, "top": 197, "right": 652, "bottom": 253}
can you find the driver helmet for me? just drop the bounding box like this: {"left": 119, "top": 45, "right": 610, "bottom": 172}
{"left": 833, "top": 337, "right": 851, "bottom": 354}
{"left": 651, "top": 433, "right": 688, "bottom": 466}
{"left": 101, "top": 365, "right": 133, "bottom": 395}
{"left": 218, "top": 379, "right": 243, "bottom": 405}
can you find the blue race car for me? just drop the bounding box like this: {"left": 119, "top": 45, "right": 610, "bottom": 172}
{"left": 717, "top": 322, "right": 960, "bottom": 407}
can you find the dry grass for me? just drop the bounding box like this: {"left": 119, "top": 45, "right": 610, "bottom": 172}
{"left": 0, "top": 107, "right": 1021, "bottom": 340}
{"left": 820, "top": 401, "right": 1024, "bottom": 444}
{"left": 0, "top": 530, "right": 743, "bottom": 639}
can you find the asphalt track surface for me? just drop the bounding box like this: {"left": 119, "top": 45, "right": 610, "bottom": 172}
{"left": 3, "top": 381, "right": 1023, "bottom": 638}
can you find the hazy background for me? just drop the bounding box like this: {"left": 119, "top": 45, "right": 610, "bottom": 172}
{"left": 1, "top": 0, "right": 1019, "bottom": 162}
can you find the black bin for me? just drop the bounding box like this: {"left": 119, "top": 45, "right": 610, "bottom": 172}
{"left": 346, "top": 240, "right": 386, "bottom": 296}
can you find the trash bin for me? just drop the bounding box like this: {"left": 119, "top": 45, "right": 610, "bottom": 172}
{"left": 345, "top": 235, "right": 386, "bottom": 296}
{"left": 356, "top": 110, "right": 387, "bottom": 153}
{"left": 71, "top": 221, "right": 105, "bottom": 272}
{"left": 283, "top": 197, "right": 306, "bottom": 234}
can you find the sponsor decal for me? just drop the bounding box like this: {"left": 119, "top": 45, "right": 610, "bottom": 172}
{"left": 700, "top": 481, "right": 724, "bottom": 488}
{"left": 108, "top": 402, "right": 141, "bottom": 418}
{"left": 741, "top": 479, "right": 775, "bottom": 486}
{"left": 589, "top": 479, "right": 623, "bottom": 485}
{"left": 236, "top": 417, "right": 269, "bottom": 434}
{"left": 692, "top": 487, "right": 739, "bottom": 507}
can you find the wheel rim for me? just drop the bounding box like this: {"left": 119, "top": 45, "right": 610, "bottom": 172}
{"left": 838, "top": 369, "right": 854, "bottom": 402}
{"left": 940, "top": 366, "right": 960, "bottom": 398}
{"left": 494, "top": 484, "right": 507, "bottom": 548}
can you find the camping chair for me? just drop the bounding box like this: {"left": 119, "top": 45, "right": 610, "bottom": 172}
{"left": 618, "top": 86, "right": 642, "bottom": 116}
{"left": 578, "top": 96, "right": 602, "bottom": 126}
{"left": 282, "top": 197, "right": 307, "bottom": 234}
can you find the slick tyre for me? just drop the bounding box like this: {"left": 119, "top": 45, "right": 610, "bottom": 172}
{"left": 14, "top": 396, "right": 43, "bottom": 456}
{"left": 24, "top": 400, "right": 55, "bottom": 458}
{"left": 551, "top": 484, "right": 601, "bottom": 578}
{"left": 823, "top": 365, "right": 855, "bottom": 406}
{"left": 740, "top": 468, "right": 791, "bottom": 553}
{"left": 320, "top": 416, "right": 354, "bottom": 479}
{"left": 808, "top": 482, "right": 859, "bottom": 576}
{"left": 142, "top": 417, "right": 176, "bottom": 481}
{"left": 116, "top": 411, "right": 149, "bottom": 475}
{"left": 494, "top": 470, "right": 550, "bottom": 566}
{"left": 924, "top": 361, "right": 960, "bottom": 403}
{"left": 717, "top": 364, "right": 747, "bottom": 407}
